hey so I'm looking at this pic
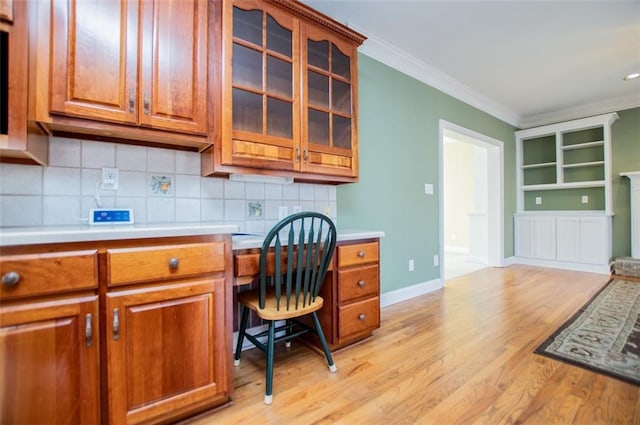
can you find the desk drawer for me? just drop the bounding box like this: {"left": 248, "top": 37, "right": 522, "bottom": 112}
{"left": 0, "top": 250, "right": 98, "bottom": 300}
{"left": 338, "top": 264, "right": 379, "bottom": 303}
{"left": 338, "top": 296, "right": 380, "bottom": 340}
{"left": 337, "top": 242, "right": 378, "bottom": 268}
{"left": 107, "top": 242, "right": 225, "bottom": 286}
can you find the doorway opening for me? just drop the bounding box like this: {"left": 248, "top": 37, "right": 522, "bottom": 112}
{"left": 439, "top": 120, "right": 504, "bottom": 282}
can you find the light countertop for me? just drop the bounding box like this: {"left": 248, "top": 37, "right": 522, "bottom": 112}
{"left": 0, "top": 223, "right": 239, "bottom": 246}
{"left": 232, "top": 229, "right": 385, "bottom": 250}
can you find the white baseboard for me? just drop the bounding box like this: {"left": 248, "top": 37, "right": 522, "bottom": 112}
{"left": 502, "top": 256, "right": 516, "bottom": 267}
{"left": 513, "top": 257, "right": 610, "bottom": 275}
{"left": 380, "top": 278, "right": 443, "bottom": 308}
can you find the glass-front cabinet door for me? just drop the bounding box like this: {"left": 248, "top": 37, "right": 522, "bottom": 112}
{"left": 221, "top": 1, "right": 299, "bottom": 171}
{"left": 301, "top": 24, "right": 359, "bottom": 178}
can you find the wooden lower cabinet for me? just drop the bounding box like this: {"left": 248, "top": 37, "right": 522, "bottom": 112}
{"left": 106, "top": 278, "right": 230, "bottom": 424}
{"left": 234, "top": 238, "right": 381, "bottom": 351}
{"left": 0, "top": 234, "right": 232, "bottom": 425}
{"left": 0, "top": 294, "right": 100, "bottom": 424}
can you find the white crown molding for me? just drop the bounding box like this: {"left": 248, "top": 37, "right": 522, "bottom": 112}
{"left": 356, "top": 25, "right": 640, "bottom": 130}
{"left": 358, "top": 29, "right": 522, "bottom": 127}
{"left": 358, "top": 30, "right": 521, "bottom": 127}
{"left": 518, "top": 92, "right": 640, "bottom": 129}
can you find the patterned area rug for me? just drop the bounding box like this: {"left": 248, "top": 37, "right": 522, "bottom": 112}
{"left": 535, "top": 278, "right": 640, "bottom": 385}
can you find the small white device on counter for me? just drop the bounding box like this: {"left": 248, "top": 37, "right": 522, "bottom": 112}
{"left": 89, "top": 209, "right": 134, "bottom": 225}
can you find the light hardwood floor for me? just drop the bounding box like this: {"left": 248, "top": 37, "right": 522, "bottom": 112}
{"left": 189, "top": 265, "right": 640, "bottom": 424}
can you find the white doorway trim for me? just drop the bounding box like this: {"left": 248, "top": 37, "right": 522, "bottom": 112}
{"left": 438, "top": 120, "right": 505, "bottom": 283}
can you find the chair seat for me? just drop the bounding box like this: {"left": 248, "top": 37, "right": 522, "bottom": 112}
{"left": 238, "top": 288, "right": 324, "bottom": 321}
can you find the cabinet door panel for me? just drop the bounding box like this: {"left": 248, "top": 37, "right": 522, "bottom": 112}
{"left": 556, "top": 217, "right": 580, "bottom": 262}
{"left": 106, "top": 278, "right": 228, "bottom": 425}
{"left": 50, "top": 0, "right": 138, "bottom": 124}
{"left": 301, "top": 24, "right": 358, "bottom": 177}
{"left": 139, "top": 0, "right": 208, "bottom": 134}
{"left": 580, "top": 217, "right": 609, "bottom": 264}
{"left": 0, "top": 295, "right": 100, "bottom": 425}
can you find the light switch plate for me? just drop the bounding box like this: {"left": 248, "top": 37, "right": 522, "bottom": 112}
{"left": 535, "top": 196, "right": 542, "bottom": 205}
{"left": 89, "top": 209, "right": 134, "bottom": 225}
{"left": 581, "top": 195, "right": 589, "bottom": 204}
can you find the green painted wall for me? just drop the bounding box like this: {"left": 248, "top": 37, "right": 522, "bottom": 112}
{"left": 612, "top": 107, "right": 640, "bottom": 258}
{"left": 337, "top": 54, "right": 517, "bottom": 294}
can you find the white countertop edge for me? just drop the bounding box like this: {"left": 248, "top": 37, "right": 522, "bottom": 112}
{"left": 0, "top": 223, "right": 239, "bottom": 246}
{"left": 514, "top": 211, "right": 614, "bottom": 217}
{"left": 232, "top": 229, "right": 385, "bottom": 250}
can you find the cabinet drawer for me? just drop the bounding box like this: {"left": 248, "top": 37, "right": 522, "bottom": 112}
{"left": 338, "top": 296, "right": 380, "bottom": 340}
{"left": 0, "top": 250, "right": 98, "bottom": 300}
{"left": 338, "top": 264, "right": 379, "bottom": 303}
{"left": 107, "top": 242, "right": 225, "bottom": 286}
{"left": 338, "top": 242, "right": 378, "bottom": 268}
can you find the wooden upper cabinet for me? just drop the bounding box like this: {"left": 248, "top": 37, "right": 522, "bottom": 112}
{"left": 50, "top": 0, "right": 138, "bottom": 125}
{"left": 301, "top": 24, "right": 359, "bottom": 178}
{"left": 204, "top": 0, "right": 366, "bottom": 183}
{"left": 221, "top": 1, "right": 299, "bottom": 171}
{"left": 138, "top": 0, "right": 208, "bottom": 134}
{"left": 47, "top": 0, "right": 207, "bottom": 135}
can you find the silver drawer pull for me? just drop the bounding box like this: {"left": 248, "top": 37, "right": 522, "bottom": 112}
{"left": 357, "top": 251, "right": 365, "bottom": 258}
{"left": 168, "top": 258, "right": 180, "bottom": 269}
{"left": 358, "top": 280, "right": 366, "bottom": 287}
{"left": 358, "top": 313, "right": 366, "bottom": 321}
{"left": 113, "top": 308, "right": 120, "bottom": 341}
{"left": 85, "top": 314, "right": 93, "bottom": 348}
{"left": 2, "top": 272, "right": 20, "bottom": 286}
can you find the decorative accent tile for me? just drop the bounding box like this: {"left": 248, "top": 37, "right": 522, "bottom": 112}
{"left": 149, "top": 175, "right": 173, "bottom": 196}
{"left": 247, "top": 201, "right": 263, "bottom": 219}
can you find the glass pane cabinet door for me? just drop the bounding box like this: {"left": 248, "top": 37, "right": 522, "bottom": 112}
{"left": 231, "top": 6, "right": 294, "bottom": 140}
{"left": 305, "top": 37, "right": 353, "bottom": 151}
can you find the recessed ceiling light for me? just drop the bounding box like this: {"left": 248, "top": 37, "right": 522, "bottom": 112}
{"left": 624, "top": 72, "right": 640, "bottom": 81}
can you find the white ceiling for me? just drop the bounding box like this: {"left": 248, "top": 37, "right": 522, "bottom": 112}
{"left": 302, "top": 0, "right": 640, "bottom": 128}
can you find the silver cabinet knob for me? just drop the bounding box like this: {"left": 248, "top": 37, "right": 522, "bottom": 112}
{"left": 358, "top": 280, "right": 365, "bottom": 287}
{"left": 358, "top": 313, "right": 366, "bottom": 321}
{"left": 168, "top": 258, "right": 180, "bottom": 269}
{"left": 2, "top": 272, "right": 20, "bottom": 286}
{"left": 357, "top": 251, "right": 365, "bottom": 258}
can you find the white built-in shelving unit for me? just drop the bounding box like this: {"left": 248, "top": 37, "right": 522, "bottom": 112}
{"left": 514, "top": 112, "right": 619, "bottom": 274}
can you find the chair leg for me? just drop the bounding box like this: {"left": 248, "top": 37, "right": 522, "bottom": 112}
{"left": 311, "top": 312, "right": 337, "bottom": 373}
{"left": 234, "top": 306, "right": 250, "bottom": 366}
{"left": 265, "top": 320, "right": 276, "bottom": 404}
{"left": 284, "top": 319, "right": 292, "bottom": 348}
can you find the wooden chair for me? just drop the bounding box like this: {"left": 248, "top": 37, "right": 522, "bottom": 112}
{"left": 233, "top": 212, "right": 338, "bottom": 404}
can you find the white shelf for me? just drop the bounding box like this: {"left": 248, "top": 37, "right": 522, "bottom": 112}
{"left": 522, "top": 161, "right": 557, "bottom": 169}
{"left": 562, "top": 140, "right": 604, "bottom": 151}
{"left": 562, "top": 161, "right": 605, "bottom": 169}
{"left": 522, "top": 181, "right": 606, "bottom": 191}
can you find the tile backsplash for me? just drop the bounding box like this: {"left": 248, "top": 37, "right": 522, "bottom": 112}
{"left": 0, "top": 137, "right": 337, "bottom": 232}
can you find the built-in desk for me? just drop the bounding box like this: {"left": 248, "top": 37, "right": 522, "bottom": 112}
{"left": 232, "top": 230, "right": 384, "bottom": 351}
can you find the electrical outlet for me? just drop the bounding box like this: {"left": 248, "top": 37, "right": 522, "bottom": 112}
{"left": 433, "top": 254, "right": 439, "bottom": 267}
{"left": 535, "top": 196, "right": 542, "bottom": 205}
{"left": 409, "top": 259, "right": 415, "bottom": 272}
{"left": 581, "top": 195, "right": 589, "bottom": 204}
{"left": 424, "top": 183, "right": 434, "bottom": 195}
{"left": 101, "top": 167, "right": 119, "bottom": 190}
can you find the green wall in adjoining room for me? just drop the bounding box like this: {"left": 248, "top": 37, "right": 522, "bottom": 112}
{"left": 337, "top": 54, "right": 517, "bottom": 295}
{"left": 611, "top": 107, "right": 640, "bottom": 258}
